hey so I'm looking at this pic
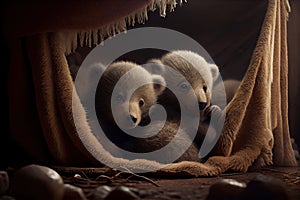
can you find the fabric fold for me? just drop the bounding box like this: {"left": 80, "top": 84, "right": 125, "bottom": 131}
{"left": 208, "top": 0, "right": 296, "bottom": 171}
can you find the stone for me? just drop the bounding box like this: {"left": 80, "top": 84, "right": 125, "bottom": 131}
{"left": 0, "top": 196, "right": 15, "bottom": 200}
{"left": 241, "top": 174, "right": 290, "bottom": 200}
{"left": 93, "top": 185, "right": 113, "bottom": 200}
{"left": 11, "top": 164, "right": 64, "bottom": 200}
{"left": 206, "top": 178, "right": 246, "bottom": 200}
{"left": 129, "top": 188, "right": 158, "bottom": 198}
{"left": 63, "top": 184, "right": 87, "bottom": 200}
{"left": 104, "top": 186, "right": 140, "bottom": 200}
{"left": 0, "top": 171, "right": 9, "bottom": 195}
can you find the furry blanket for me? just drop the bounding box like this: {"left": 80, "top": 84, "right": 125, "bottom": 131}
{"left": 6, "top": 0, "right": 296, "bottom": 175}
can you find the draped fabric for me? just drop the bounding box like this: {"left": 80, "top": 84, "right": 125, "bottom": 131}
{"left": 4, "top": 0, "right": 296, "bottom": 175}
{"left": 208, "top": 0, "right": 297, "bottom": 171}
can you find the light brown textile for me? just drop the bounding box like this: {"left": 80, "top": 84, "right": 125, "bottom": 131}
{"left": 201, "top": 0, "right": 297, "bottom": 173}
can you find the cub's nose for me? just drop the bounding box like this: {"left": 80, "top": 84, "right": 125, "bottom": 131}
{"left": 198, "top": 102, "right": 207, "bottom": 110}
{"left": 130, "top": 115, "right": 137, "bottom": 123}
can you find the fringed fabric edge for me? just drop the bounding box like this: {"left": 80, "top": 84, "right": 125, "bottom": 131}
{"left": 63, "top": 0, "right": 184, "bottom": 55}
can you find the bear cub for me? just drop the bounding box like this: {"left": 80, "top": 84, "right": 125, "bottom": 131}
{"left": 88, "top": 61, "right": 200, "bottom": 163}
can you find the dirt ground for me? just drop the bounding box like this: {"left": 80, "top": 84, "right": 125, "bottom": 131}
{"left": 57, "top": 166, "right": 300, "bottom": 200}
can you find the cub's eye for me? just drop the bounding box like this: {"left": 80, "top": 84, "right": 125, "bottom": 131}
{"left": 139, "top": 98, "right": 145, "bottom": 107}
{"left": 179, "top": 82, "right": 190, "bottom": 90}
{"left": 115, "top": 94, "right": 125, "bottom": 103}
{"left": 203, "top": 85, "right": 207, "bottom": 93}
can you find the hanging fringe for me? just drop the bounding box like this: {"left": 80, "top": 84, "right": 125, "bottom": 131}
{"left": 63, "top": 0, "right": 182, "bottom": 55}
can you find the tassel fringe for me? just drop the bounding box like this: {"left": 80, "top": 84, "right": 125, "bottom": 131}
{"left": 64, "top": 0, "right": 183, "bottom": 55}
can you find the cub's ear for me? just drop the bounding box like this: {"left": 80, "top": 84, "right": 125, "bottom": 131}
{"left": 86, "top": 62, "right": 106, "bottom": 80}
{"left": 82, "top": 62, "right": 106, "bottom": 89}
{"left": 75, "top": 62, "right": 106, "bottom": 83}
{"left": 143, "top": 59, "right": 166, "bottom": 75}
{"left": 74, "top": 62, "right": 106, "bottom": 101}
{"left": 209, "top": 64, "right": 220, "bottom": 82}
{"left": 152, "top": 74, "right": 166, "bottom": 95}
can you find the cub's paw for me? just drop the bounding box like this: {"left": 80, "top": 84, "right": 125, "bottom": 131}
{"left": 205, "top": 156, "right": 230, "bottom": 175}
{"left": 251, "top": 150, "right": 273, "bottom": 170}
{"left": 228, "top": 155, "right": 252, "bottom": 173}
{"left": 205, "top": 105, "right": 223, "bottom": 120}
{"left": 162, "top": 161, "right": 212, "bottom": 177}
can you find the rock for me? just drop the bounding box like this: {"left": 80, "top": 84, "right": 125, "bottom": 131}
{"left": 63, "top": 184, "right": 87, "bottom": 200}
{"left": 0, "top": 196, "right": 15, "bottom": 200}
{"left": 167, "top": 191, "right": 181, "bottom": 199}
{"left": 74, "top": 174, "right": 81, "bottom": 178}
{"left": 241, "top": 174, "right": 290, "bottom": 200}
{"left": 132, "top": 190, "right": 149, "bottom": 198}
{"left": 11, "top": 164, "right": 64, "bottom": 200}
{"left": 104, "top": 186, "right": 140, "bottom": 200}
{"left": 206, "top": 179, "right": 246, "bottom": 200}
{"left": 129, "top": 188, "right": 158, "bottom": 198}
{"left": 93, "top": 185, "right": 113, "bottom": 200}
{"left": 0, "top": 171, "right": 9, "bottom": 195}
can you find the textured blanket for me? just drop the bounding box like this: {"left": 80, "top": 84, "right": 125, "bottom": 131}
{"left": 5, "top": 0, "right": 296, "bottom": 175}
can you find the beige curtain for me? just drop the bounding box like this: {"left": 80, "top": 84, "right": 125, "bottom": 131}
{"left": 204, "top": 0, "right": 297, "bottom": 173}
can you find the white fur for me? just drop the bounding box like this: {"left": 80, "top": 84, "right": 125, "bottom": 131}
{"left": 171, "top": 50, "right": 219, "bottom": 91}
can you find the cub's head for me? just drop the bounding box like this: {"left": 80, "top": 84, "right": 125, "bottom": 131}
{"left": 145, "top": 50, "right": 219, "bottom": 117}
{"left": 94, "top": 61, "right": 165, "bottom": 129}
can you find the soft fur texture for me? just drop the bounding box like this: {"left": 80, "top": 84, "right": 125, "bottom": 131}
{"left": 145, "top": 50, "right": 223, "bottom": 155}
{"left": 182, "top": 0, "right": 297, "bottom": 175}
{"left": 6, "top": 0, "right": 297, "bottom": 176}
{"left": 95, "top": 61, "right": 165, "bottom": 129}
{"left": 92, "top": 61, "right": 199, "bottom": 163}
{"left": 145, "top": 50, "right": 220, "bottom": 118}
